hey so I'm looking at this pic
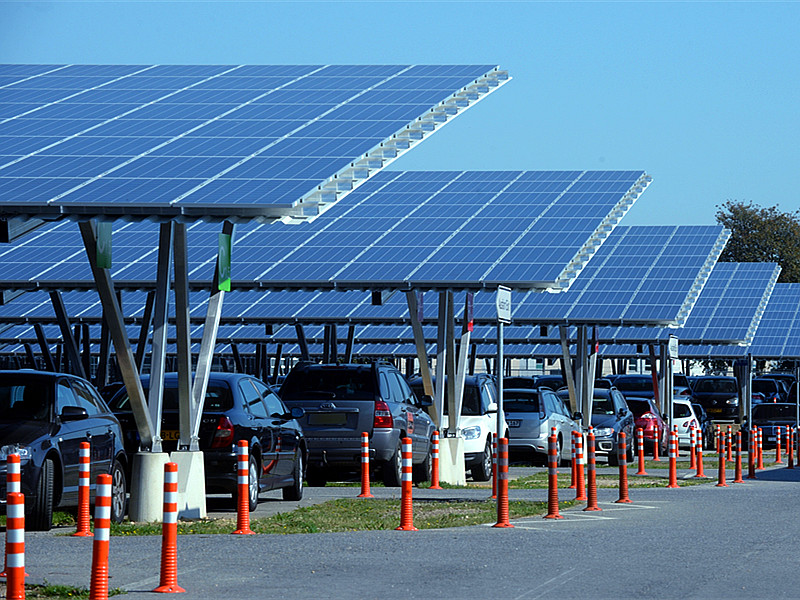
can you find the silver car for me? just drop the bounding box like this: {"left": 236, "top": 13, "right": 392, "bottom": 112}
{"left": 504, "top": 388, "right": 578, "bottom": 466}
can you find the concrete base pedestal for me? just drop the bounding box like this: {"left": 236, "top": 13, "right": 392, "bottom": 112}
{"left": 170, "top": 450, "right": 207, "bottom": 520}
{"left": 128, "top": 452, "right": 169, "bottom": 522}
{"left": 438, "top": 436, "right": 466, "bottom": 485}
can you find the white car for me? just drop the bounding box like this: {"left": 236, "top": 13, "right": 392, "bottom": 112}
{"left": 409, "top": 374, "right": 507, "bottom": 481}
{"left": 672, "top": 398, "right": 700, "bottom": 448}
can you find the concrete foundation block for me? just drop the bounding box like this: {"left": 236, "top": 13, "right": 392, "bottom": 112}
{"left": 128, "top": 452, "right": 169, "bottom": 522}
{"left": 170, "top": 450, "right": 207, "bottom": 520}
{"left": 438, "top": 436, "right": 466, "bottom": 485}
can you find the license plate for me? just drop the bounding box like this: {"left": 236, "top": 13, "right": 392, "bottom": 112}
{"left": 161, "top": 430, "right": 180, "bottom": 441}
{"left": 308, "top": 413, "right": 347, "bottom": 426}
{"left": 507, "top": 419, "right": 521, "bottom": 427}
{"left": 767, "top": 437, "right": 776, "bottom": 442}
{"left": 708, "top": 408, "right": 722, "bottom": 414}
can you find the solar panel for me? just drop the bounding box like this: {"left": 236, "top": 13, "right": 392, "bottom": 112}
{"left": 0, "top": 170, "right": 650, "bottom": 294}
{"left": 746, "top": 284, "right": 800, "bottom": 359}
{"left": 0, "top": 64, "right": 507, "bottom": 222}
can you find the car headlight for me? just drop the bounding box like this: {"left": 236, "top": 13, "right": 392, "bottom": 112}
{"left": 726, "top": 398, "right": 738, "bottom": 405}
{"left": 461, "top": 426, "right": 481, "bottom": 440}
{"left": 0, "top": 444, "right": 32, "bottom": 463}
{"left": 594, "top": 427, "right": 614, "bottom": 437}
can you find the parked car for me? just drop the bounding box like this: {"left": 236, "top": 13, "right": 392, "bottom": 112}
{"left": 108, "top": 372, "right": 305, "bottom": 509}
{"left": 611, "top": 375, "right": 657, "bottom": 399}
{"left": 744, "top": 403, "right": 797, "bottom": 448}
{"left": 690, "top": 376, "right": 739, "bottom": 419}
{"left": 504, "top": 387, "right": 578, "bottom": 466}
{"left": 752, "top": 378, "right": 783, "bottom": 404}
{"left": 409, "top": 374, "right": 504, "bottom": 482}
{"left": 532, "top": 375, "right": 565, "bottom": 391}
{"left": 760, "top": 373, "right": 796, "bottom": 400}
{"left": 625, "top": 396, "right": 667, "bottom": 453}
{"left": 672, "top": 398, "right": 700, "bottom": 449}
{"left": 692, "top": 402, "right": 713, "bottom": 448}
{"left": 503, "top": 376, "right": 538, "bottom": 390}
{"left": 279, "top": 362, "right": 434, "bottom": 487}
{"left": 673, "top": 373, "right": 693, "bottom": 398}
{"left": 0, "top": 370, "right": 128, "bottom": 530}
{"left": 557, "top": 388, "right": 635, "bottom": 465}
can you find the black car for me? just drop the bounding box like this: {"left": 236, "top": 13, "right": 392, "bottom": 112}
{"left": 609, "top": 375, "right": 657, "bottom": 400}
{"left": 752, "top": 378, "right": 783, "bottom": 404}
{"left": 744, "top": 403, "right": 797, "bottom": 448}
{"left": 691, "top": 376, "right": 739, "bottom": 419}
{"left": 0, "top": 370, "right": 128, "bottom": 531}
{"left": 557, "top": 388, "right": 635, "bottom": 465}
{"left": 280, "top": 362, "right": 435, "bottom": 487}
{"left": 691, "top": 402, "right": 713, "bottom": 449}
{"left": 108, "top": 372, "right": 306, "bottom": 509}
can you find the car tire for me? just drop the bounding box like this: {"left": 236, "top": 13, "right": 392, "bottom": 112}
{"left": 413, "top": 444, "right": 432, "bottom": 484}
{"left": 471, "top": 437, "right": 493, "bottom": 482}
{"left": 27, "top": 457, "right": 55, "bottom": 532}
{"left": 110, "top": 459, "right": 127, "bottom": 524}
{"left": 626, "top": 437, "right": 634, "bottom": 463}
{"left": 382, "top": 440, "right": 403, "bottom": 487}
{"left": 556, "top": 435, "right": 565, "bottom": 467}
{"left": 247, "top": 456, "right": 259, "bottom": 512}
{"left": 282, "top": 451, "right": 304, "bottom": 501}
{"left": 305, "top": 465, "right": 327, "bottom": 487}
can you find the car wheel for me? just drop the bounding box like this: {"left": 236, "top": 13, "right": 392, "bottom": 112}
{"left": 413, "top": 443, "right": 432, "bottom": 484}
{"left": 556, "top": 435, "right": 565, "bottom": 467}
{"left": 626, "top": 437, "right": 634, "bottom": 463}
{"left": 110, "top": 459, "right": 127, "bottom": 523}
{"left": 27, "top": 457, "right": 55, "bottom": 531}
{"left": 471, "top": 437, "right": 493, "bottom": 481}
{"left": 282, "top": 451, "right": 304, "bottom": 501}
{"left": 247, "top": 456, "right": 259, "bottom": 512}
{"left": 382, "top": 440, "right": 403, "bottom": 487}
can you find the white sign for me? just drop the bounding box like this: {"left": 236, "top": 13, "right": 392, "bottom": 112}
{"left": 496, "top": 286, "right": 512, "bottom": 324}
{"left": 668, "top": 335, "right": 679, "bottom": 359}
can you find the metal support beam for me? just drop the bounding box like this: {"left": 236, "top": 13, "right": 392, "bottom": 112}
{"left": 648, "top": 344, "right": 661, "bottom": 414}
{"left": 406, "top": 291, "right": 435, "bottom": 404}
{"left": 434, "top": 292, "right": 448, "bottom": 431}
{"left": 322, "top": 325, "right": 331, "bottom": 363}
{"left": 78, "top": 221, "right": 155, "bottom": 450}
{"left": 231, "top": 343, "right": 243, "bottom": 374}
{"left": 295, "top": 324, "right": 310, "bottom": 362}
{"left": 344, "top": 325, "right": 356, "bottom": 364}
{"left": 134, "top": 291, "right": 156, "bottom": 374}
{"left": 97, "top": 318, "right": 111, "bottom": 388}
{"left": 190, "top": 221, "right": 234, "bottom": 449}
{"left": 81, "top": 323, "right": 91, "bottom": 383}
{"left": 23, "top": 343, "right": 36, "bottom": 369}
{"left": 330, "top": 325, "right": 338, "bottom": 364}
{"left": 272, "top": 343, "right": 283, "bottom": 383}
{"left": 559, "top": 325, "right": 578, "bottom": 417}
{"left": 49, "top": 291, "right": 87, "bottom": 380}
{"left": 468, "top": 343, "right": 477, "bottom": 376}
{"left": 33, "top": 323, "right": 56, "bottom": 372}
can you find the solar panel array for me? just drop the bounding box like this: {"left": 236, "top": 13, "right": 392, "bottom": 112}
{"left": 0, "top": 170, "right": 650, "bottom": 293}
{"left": 0, "top": 64, "right": 507, "bottom": 222}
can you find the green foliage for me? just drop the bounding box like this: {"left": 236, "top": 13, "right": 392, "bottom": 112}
{"left": 716, "top": 201, "right": 800, "bottom": 282}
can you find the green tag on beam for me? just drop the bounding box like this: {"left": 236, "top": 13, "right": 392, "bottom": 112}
{"left": 218, "top": 232, "right": 232, "bottom": 291}
{"left": 96, "top": 222, "right": 112, "bottom": 269}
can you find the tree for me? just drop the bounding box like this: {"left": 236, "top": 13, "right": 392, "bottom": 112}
{"left": 715, "top": 201, "right": 800, "bottom": 283}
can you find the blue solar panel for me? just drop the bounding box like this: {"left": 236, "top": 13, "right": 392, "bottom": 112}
{"left": 746, "top": 284, "right": 800, "bottom": 359}
{"left": 0, "top": 64, "right": 507, "bottom": 221}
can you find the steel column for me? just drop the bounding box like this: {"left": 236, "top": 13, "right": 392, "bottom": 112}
{"left": 344, "top": 325, "right": 356, "bottom": 364}
{"left": 173, "top": 222, "right": 193, "bottom": 450}
{"left": 33, "top": 323, "right": 56, "bottom": 372}
{"left": 49, "top": 291, "right": 87, "bottom": 379}
{"left": 295, "top": 324, "right": 310, "bottom": 362}
{"left": 406, "top": 291, "right": 435, "bottom": 408}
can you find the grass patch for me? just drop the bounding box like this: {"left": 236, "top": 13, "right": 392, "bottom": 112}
{"left": 0, "top": 581, "right": 124, "bottom": 599}
{"left": 109, "top": 498, "right": 573, "bottom": 535}
{"left": 0, "top": 511, "right": 75, "bottom": 528}
{"left": 511, "top": 471, "right": 708, "bottom": 489}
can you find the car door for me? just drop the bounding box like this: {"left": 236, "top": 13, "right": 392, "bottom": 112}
{"left": 54, "top": 378, "right": 92, "bottom": 504}
{"left": 237, "top": 378, "right": 276, "bottom": 487}
{"left": 253, "top": 378, "right": 297, "bottom": 480}
{"left": 69, "top": 378, "right": 115, "bottom": 480}
{"left": 391, "top": 371, "right": 429, "bottom": 459}
{"left": 611, "top": 390, "right": 634, "bottom": 445}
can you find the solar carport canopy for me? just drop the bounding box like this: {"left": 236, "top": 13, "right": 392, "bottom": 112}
{"left": 0, "top": 63, "right": 507, "bottom": 223}
{"left": 0, "top": 169, "right": 650, "bottom": 294}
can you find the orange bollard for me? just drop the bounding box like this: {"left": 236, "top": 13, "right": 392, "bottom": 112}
{"left": 2, "top": 453, "right": 21, "bottom": 578}
{"left": 667, "top": 429, "right": 679, "bottom": 488}
{"left": 583, "top": 428, "right": 601, "bottom": 512}
{"left": 715, "top": 424, "right": 721, "bottom": 453}
{"left": 775, "top": 426, "right": 784, "bottom": 464}
{"left": 716, "top": 431, "right": 728, "bottom": 487}
{"left": 5, "top": 492, "right": 25, "bottom": 600}
{"left": 574, "top": 431, "right": 586, "bottom": 501}
{"left": 635, "top": 427, "right": 647, "bottom": 475}
{"left": 616, "top": 432, "right": 632, "bottom": 504}
{"left": 89, "top": 474, "right": 112, "bottom": 600}
{"left": 689, "top": 426, "right": 697, "bottom": 470}
{"left": 73, "top": 441, "right": 93, "bottom": 537}
{"left": 694, "top": 431, "right": 706, "bottom": 478}
{"left": 357, "top": 432, "right": 374, "bottom": 498}
{"left": 747, "top": 428, "right": 757, "bottom": 479}
{"left": 232, "top": 440, "right": 255, "bottom": 535}
{"left": 652, "top": 424, "right": 661, "bottom": 462}
{"left": 493, "top": 437, "right": 513, "bottom": 528}
{"left": 429, "top": 431, "right": 442, "bottom": 490}
{"left": 732, "top": 431, "right": 744, "bottom": 483}
{"left": 154, "top": 462, "right": 185, "bottom": 594}
{"left": 757, "top": 428, "right": 765, "bottom": 470}
{"left": 544, "top": 428, "right": 563, "bottom": 519}
{"left": 491, "top": 433, "right": 497, "bottom": 500}
{"left": 726, "top": 425, "right": 733, "bottom": 463}
{"left": 789, "top": 428, "right": 795, "bottom": 470}
{"left": 396, "top": 437, "right": 417, "bottom": 531}
{"left": 569, "top": 431, "right": 578, "bottom": 490}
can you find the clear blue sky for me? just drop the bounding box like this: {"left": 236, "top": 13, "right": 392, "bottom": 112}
{"left": 2, "top": 1, "right": 798, "bottom": 226}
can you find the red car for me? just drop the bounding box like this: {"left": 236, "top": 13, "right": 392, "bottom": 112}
{"left": 625, "top": 396, "right": 667, "bottom": 453}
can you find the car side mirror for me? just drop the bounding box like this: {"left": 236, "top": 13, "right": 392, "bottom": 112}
{"left": 487, "top": 402, "right": 498, "bottom": 413}
{"left": 60, "top": 406, "right": 88, "bottom": 421}
{"left": 289, "top": 407, "right": 305, "bottom": 419}
{"left": 573, "top": 411, "right": 583, "bottom": 421}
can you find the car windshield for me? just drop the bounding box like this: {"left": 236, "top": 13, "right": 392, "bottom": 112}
{"left": 281, "top": 369, "right": 375, "bottom": 401}
{"left": 503, "top": 392, "right": 540, "bottom": 413}
{"left": 753, "top": 405, "right": 795, "bottom": 420}
{"left": 695, "top": 379, "right": 737, "bottom": 394}
{"left": 503, "top": 377, "right": 537, "bottom": 389}
{"left": 613, "top": 378, "right": 653, "bottom": 392}
{"left": 673, "top": 403, "right": 692, "bottom": 418}
{"left": 592, "top": 394, "right": 615, "bottom": 415}
{"left": 626, "top": 398, "right": 654, "bottom": 417}
{"left": 108, "top": 384, "right": 233, "bottom": 412}
{"left": 753, "top": 380, "right": 778, "bottom": 393}
{"left": 410, "top": 384, "right": 482, "bottom": 416}
{"left": 0, "top": 381, "right": 51, "bottom": 421}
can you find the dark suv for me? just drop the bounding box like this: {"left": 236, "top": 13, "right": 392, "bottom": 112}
{"left": 691, "top": 376, "right": 739, "bottom": 419}
{"left": 280, "top": 362, "right": 435, "bottom": 487}
{"left": 0, "top": 370, "right": 128, "bottom": 531}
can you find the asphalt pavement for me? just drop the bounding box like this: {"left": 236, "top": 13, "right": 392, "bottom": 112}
{"left": 12, "top": 461, "right": 800, "bottom": 599}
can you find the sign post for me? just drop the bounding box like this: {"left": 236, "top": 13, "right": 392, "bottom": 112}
{"left": 496, "top": 286, "right": 511, "bottom": 442}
